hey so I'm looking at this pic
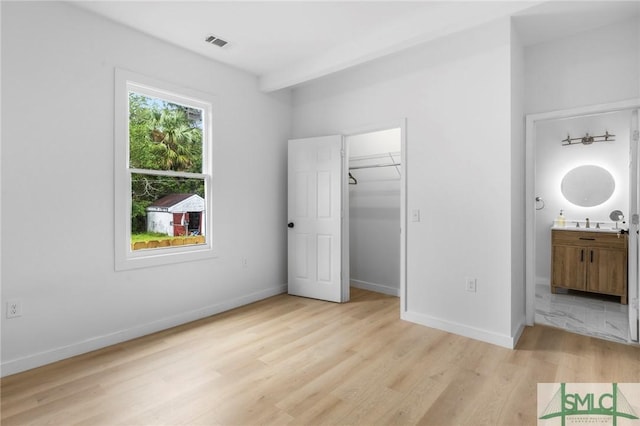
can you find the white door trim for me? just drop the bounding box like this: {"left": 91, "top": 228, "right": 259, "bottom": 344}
{"left": 525, "top": 99, "right": 640, "bottom": 339}
{"left": 341, "top": 136, "right": 350, "bottom": 303}
{"left": 342, "top": 119, "right": 408, "bottom": 312}
{"left": 630, "top": 108, "right": 640, "bottom": 342}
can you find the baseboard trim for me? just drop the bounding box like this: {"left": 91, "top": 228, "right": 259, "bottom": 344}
{"left": 1, "top": 285, "right": 287, "bottom": 377}
{"left": 536, "top": 277, "right": 550, "bottom": 286}
{"left": 350, "top": 279, "right": 400, "bottom": 297}
{"left": 512, "top": 320, "right": 526, "bottom": 347}
{"left": 402, "top": 310, "right": 519, "bottom": 349}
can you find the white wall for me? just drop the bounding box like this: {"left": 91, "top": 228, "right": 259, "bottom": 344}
{"left": 524, "top": 16, "right": 640, "bottom": 114}
{"left": 524, "top": 17, "right": 640, "bottom": 287}
{"left": 146, "top": 211, "right": 173, "bottom": 236}
{"left": 1, "top": 2, "right": 291, "bottom": 375}
{"left": 535, "top": 111, "right": 631, "bottom": 284}
{"left": 293, "top": 18, "right": 521, "bottom": 347}
{"left": 348, "top": 128, "right": 401, "bottom": 296}
{"left": 510, "top": 24, "right": 526, "bottom": 338}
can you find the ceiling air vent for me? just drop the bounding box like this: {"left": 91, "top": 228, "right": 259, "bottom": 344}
{"left": 204, "top": 35, "right": 228, "bottom": 48}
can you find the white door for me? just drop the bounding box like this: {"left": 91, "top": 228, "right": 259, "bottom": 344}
{"left": 630, "top": 109, "right": 639, "bottom": 342}
{"left": 288, "top": 135, "right": 344, "bottom": 302}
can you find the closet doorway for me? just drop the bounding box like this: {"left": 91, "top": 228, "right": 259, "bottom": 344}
{"left": 346, "top": 128, "right": 403, "bottom": 298}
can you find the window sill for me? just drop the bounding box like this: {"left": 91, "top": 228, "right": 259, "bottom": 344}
{"left": 115, "top": 243, "right": 217, "bottom": 271}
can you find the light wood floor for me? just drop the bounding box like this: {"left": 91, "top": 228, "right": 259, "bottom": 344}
{"left": 2, "top": 288, "right": 639, "bottom": 425}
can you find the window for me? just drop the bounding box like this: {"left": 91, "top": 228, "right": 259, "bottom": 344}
{"left": 115, "top": 69, "right": 214, "bottom": 270}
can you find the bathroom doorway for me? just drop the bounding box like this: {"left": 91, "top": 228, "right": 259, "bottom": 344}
{"left": 526, "top": 100, "right": 640, "bottom": 343}
{"left": 345, "top": 127, "right": 403, "bottom": 299}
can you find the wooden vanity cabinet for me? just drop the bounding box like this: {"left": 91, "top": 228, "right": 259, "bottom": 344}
{"left": 551, "top": 229, "right": 628, "bottom": 304}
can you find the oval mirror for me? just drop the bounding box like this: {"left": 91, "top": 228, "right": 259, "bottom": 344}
{"left": 561, "top": 165, "right": 615, "bottom": 207}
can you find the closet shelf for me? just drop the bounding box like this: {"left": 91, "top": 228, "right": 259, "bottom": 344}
{"left": 349, "top": 162, "right": 400, "bottom": 170}
{"left": 348, "top": 151, "right": 401, "bottom": 185}
{"left": 349, "top": 151, "right": 401, "bottom": 171}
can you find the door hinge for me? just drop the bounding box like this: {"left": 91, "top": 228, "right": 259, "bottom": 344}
{"left": 634, "top": 130, "right": 639, "bottom": 142}
{"left": 632, "top": 298, "right": 639, "bottom": 311}
{"left": 632, "top": 214, "right": 640, "bottom": 225}
{"left": 340, "top": 150, "right": 345, "bottom": 158}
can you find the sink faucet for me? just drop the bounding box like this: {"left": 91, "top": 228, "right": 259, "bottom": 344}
{"left": 585, "top": 218, "right": 590, "bottom": 228}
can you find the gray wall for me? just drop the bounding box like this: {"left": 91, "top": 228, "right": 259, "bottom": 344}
{"left": 293, "top": 18, "right": 521, "bottom": 347}
{"left": 535, "top": 112, "right": 631, "bottom": 285}
{"left": 1, "top": 1, "right": 292, "bottom": 375}
{"left": 524, "top": 17, "right": 640, "bottom": 285}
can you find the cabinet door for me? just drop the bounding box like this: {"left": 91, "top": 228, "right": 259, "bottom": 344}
{"left": 552, "top": 245, "right": 586, "bottom": 290}
{"left": 587, "top": 247, "right": 627, "bottom": 297}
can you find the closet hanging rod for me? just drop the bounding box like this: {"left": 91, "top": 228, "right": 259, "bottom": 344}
{"left": 350, "top": 151, "right": 401, "bottom": 161}
{"left": 349, "top": 162, "right": 401, "bottom": 170}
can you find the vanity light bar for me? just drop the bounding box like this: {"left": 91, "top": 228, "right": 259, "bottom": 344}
{"left": 562, "top": 131, "right": 615, "bottom": 146}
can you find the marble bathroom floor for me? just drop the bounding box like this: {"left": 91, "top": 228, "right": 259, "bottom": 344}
{"left": 535, "top": 284, "right": 629, "bottom": 343}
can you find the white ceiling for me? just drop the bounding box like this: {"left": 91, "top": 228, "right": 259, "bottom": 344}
{"left": 512, "top": 1, "right": 640, "bottom": 46}
{"left": 71, "top": 1, "right": 639, "bottom": 92}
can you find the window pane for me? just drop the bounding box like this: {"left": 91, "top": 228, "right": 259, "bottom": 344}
{"left": 129, "top": 92, "right": 203, "bottom": 173}
{"left": 131, "top": 173, "right": 206, "bottom": 250}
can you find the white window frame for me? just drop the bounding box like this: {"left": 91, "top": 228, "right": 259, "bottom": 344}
{"left": 114, "top": 68, "right": 215, "bottom": 270}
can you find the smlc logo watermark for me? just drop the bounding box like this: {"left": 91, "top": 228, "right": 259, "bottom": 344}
{"left": 538, "top": 383, "right": 640, "bottom": 425}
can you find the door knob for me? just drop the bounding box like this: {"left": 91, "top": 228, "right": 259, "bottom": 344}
{"left": 288, "top": 222, "right": 295, "bottom": 228}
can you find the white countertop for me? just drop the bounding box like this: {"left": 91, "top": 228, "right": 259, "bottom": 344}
{"left": 551, "top": 225, "right": 626, "bottom": 234}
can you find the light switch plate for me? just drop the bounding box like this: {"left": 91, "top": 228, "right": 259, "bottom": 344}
{"left": 466, "top": 278, "right": 477, "bottom": 293}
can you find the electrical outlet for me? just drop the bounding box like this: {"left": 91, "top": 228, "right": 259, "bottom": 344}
{"left": 6, "top": 299, "right": 22, "bottom": 318}
{"left": 242, "top": 257, "right": 248, "bottom": 268}
{"left": 465, "top": 278, "right": 477, "bottom": 293}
